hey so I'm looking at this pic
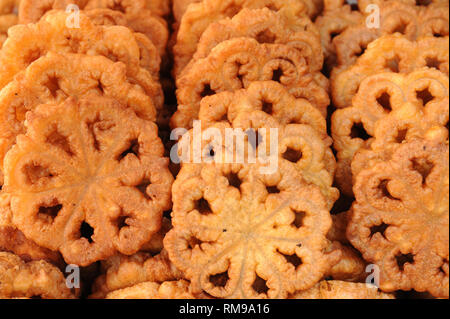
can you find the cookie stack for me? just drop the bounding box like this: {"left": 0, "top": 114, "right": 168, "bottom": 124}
{"left": 0, "top": 1, "right": 172, "bottom": 298}
{"left": 0, "top": 0, "right": 448, "bottom": 300}
{"left": 160, "top": 0, "right": 377, "bottom": 299}
{"left": 322, "top": 0, "right": 449, "bottom": 298}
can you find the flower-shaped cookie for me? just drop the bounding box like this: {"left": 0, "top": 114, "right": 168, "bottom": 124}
{"left": 172, "top": 0, "right": 309, "bottom": 76}
{"left": 332, "top": 68, "right": 449, "bottom": 195}
{"left": 173, "top": 37, "right": 329, "bottom": 129}
{"left": 194, "top": 8, "right": 323, "bottom": 73}
{"left": 331, "top": 35, "right": 449, "bottom": 108}
{"left": 348, "top": 139, "right": 449, "bottom": 298}
{"left": 3, "top": 97, "right": 173, "bottom": 266}
{"left": 165, "top": 159, "right": 340, "bottom": 298}
{"left": 0, "top": 52, "right": 157, "bottom": 184}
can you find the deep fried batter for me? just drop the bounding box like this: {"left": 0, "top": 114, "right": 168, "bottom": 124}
{"left": 0, "top": 52, "right": 158, "bottom": 185}
{"left": 0, "top": 251, "right": 75, "bottom": 299}
{"left": 90, "top": 249, "right": 183, "bottom": 298}
{"left": 332, "top": 34, "right": 449, "bottom": 109}
{"left": 332, "top": 68, "right": 449, "bottom": 195}
{"left": 3, "top": 97, "right": 173, "bottom": 266}
{"left": 0, "top": 10, "right": 161, "bottom": 87}
{"left": 172, "top": 38, "right": 329, "bottom": 129}
{"left": 165, "top": 157, "right": 340, "bottom": 298}
{"left": 194, "top": 8, "right": 323, "bottom": 74}
{"left": 172, "top": 0, "right": 309, "bottom": 77}
{"left": 348, "top": 139, "right": 449, "bottom": 298}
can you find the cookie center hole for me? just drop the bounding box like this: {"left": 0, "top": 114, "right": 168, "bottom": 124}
{"left": 377, "top": 92, "right": 392, "bottom": 112}
{"left": 200, "top": 84, "right": 216, "bottom": 98}
{"left": 266, "top": 186, "right": 281, "bottom": 194}
{"left": 252, "top": 275, "right": 269, "bottom": 295}
{"left": 396, "top": 128, "right": 408, "bottom": 143}
{"left": 196, "top": 198, "right": 212, "bottom": 215}
{"left": 292, "top": 210, "right": 306, "bottom": 228}
{"left": 80, "top": 222, "right": 94, "bottom": 243}
{"left": 411, "top": 158, "right": 434, "bottom": 186}
{"left": 385, "top": 56, "right": 400, "bottom": 73}
{"left": 23, "top": 164, "right": 54, "bottom": 184}
{"left": 283, "top": 148, "right": 303, "bottom": 163}
{"left": 370, "top": 223, "right": 389, "bottom": 239}
{"left": 117, "top": 139, "right": 140, "bottom": 161}
{"left": 38, "top": 203, "right": 62, "bottom": 222}
{"left": 209, "top": 271, "right": 229, "bottom": 288}
{"left": 47, "top": 129, "right": 74, "bottom": 156}
{"left": 351, "top": 123, "right": 370, "bottom": 141}
{"left": 379, "top": 180, "right": 400, "bottom": 200}
{"left": 116, "top": 215, "right": 129, "bottom": 230}
{"left": 396, "top": 253, "right": 415, "bottom": 271}
{"left": 256, "top": 29, "right": 277, "bottom": 44}
{"left": 416, "top": 88, "right": 434, "bottom": 106}
{"left": 426, "top": 57, "right": 441, "bottom": 70}
{"left": 272, "top": 68, "right": 283, "bottom": 82}
{"left": 392, "top": 23, "right": 407, "bottom": 35}
{"left": 187, "top": 236, "right": 205, "bottom": 250}
{"left": 262, "top": 100, "right": 273, "bottom": 115}
{"left": 136, "top": 178, "right": 152, "bottom": 200}
{"left": 280, "top": 251, "right": 303, "bottom": 269}
{"left": 226, "top": 172, "right": 241, "bottom": 190}
{"left": 45, "top": 76, "right": 60, "bottom": 98}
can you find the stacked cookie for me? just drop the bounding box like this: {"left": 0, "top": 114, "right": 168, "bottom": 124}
{"left": 323, "top": 0, "right": 449, "bottom": 298}
{"left": 162, "top": 0, "right": 377, "bottom": 299}
{"left": 0, "top": 1, "right": 172, "bottom": 298}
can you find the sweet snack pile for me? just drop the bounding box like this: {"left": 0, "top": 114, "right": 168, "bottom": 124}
{"left": 0, "top": 0, "right": 448, "bottom": 300}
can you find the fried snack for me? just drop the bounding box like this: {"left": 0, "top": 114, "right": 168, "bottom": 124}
{"left": 332, "top": 68, "right": 449, "bottom": 195}
{"left": 18, "top": 0, "right": 169, "bottom": 59}
{"left": 84, "top": 0, "right": 169, "bottom": 59}
{"left": 0, "top": 0, "right": 20, "bottom": 47}
{"left": 83, "top": 0, "right": 169, "bottom": 57}
{"left": 325, "top": 241, "right": 367, "bottom": 282}
{"left": 197, "top": 81, "right": 328, "bottom": 136}
{"left": 315, "top": 0, "right": 364, "bottom": 71}
{"left": 291, "top": 281, "right": 395, "bottom": 299}
{"left": 0, "top": 10, "right": 162, "bottom": 89}
{"left": 0, "top": 226, "right": 64, "bottom": 268}
{"left": 106, "top": 280, "right": 195, "bottom": 299}
{"left": 3, "top": 97, "right": 173, "bottom": 266}
{"left": 172, "top": 0, "right": 309, "bottom": 77}
{"left": 172, "top": 39, "right": 329, "bottom": 130}
{"left": 332, "top": 34, "right": 449, "bottom": 109}
{"left": 348, "top": 139, "right": 449, "bottom": 298}
{"left": 333, "top": 1, "right": 449, "bottom": 74}
{"left": 0, "top": 52, "right": 158, "bottom": 183}
{"left": 0, "top": 251, "right": 75, "bottom": 299}
{"left": 194, "top": 8, "right": 323, "bottom": 74}
{"left": 191, "top": 87, "right": 339, "bottom": 208}
{"left": 165, "top": 158, "right": 340, "bottom": 299}
{"left": 90, "top": 250, "right": 183, "bottom": 298}
{"left": 1, "top": 192, "right": 64, "bottom": 267}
